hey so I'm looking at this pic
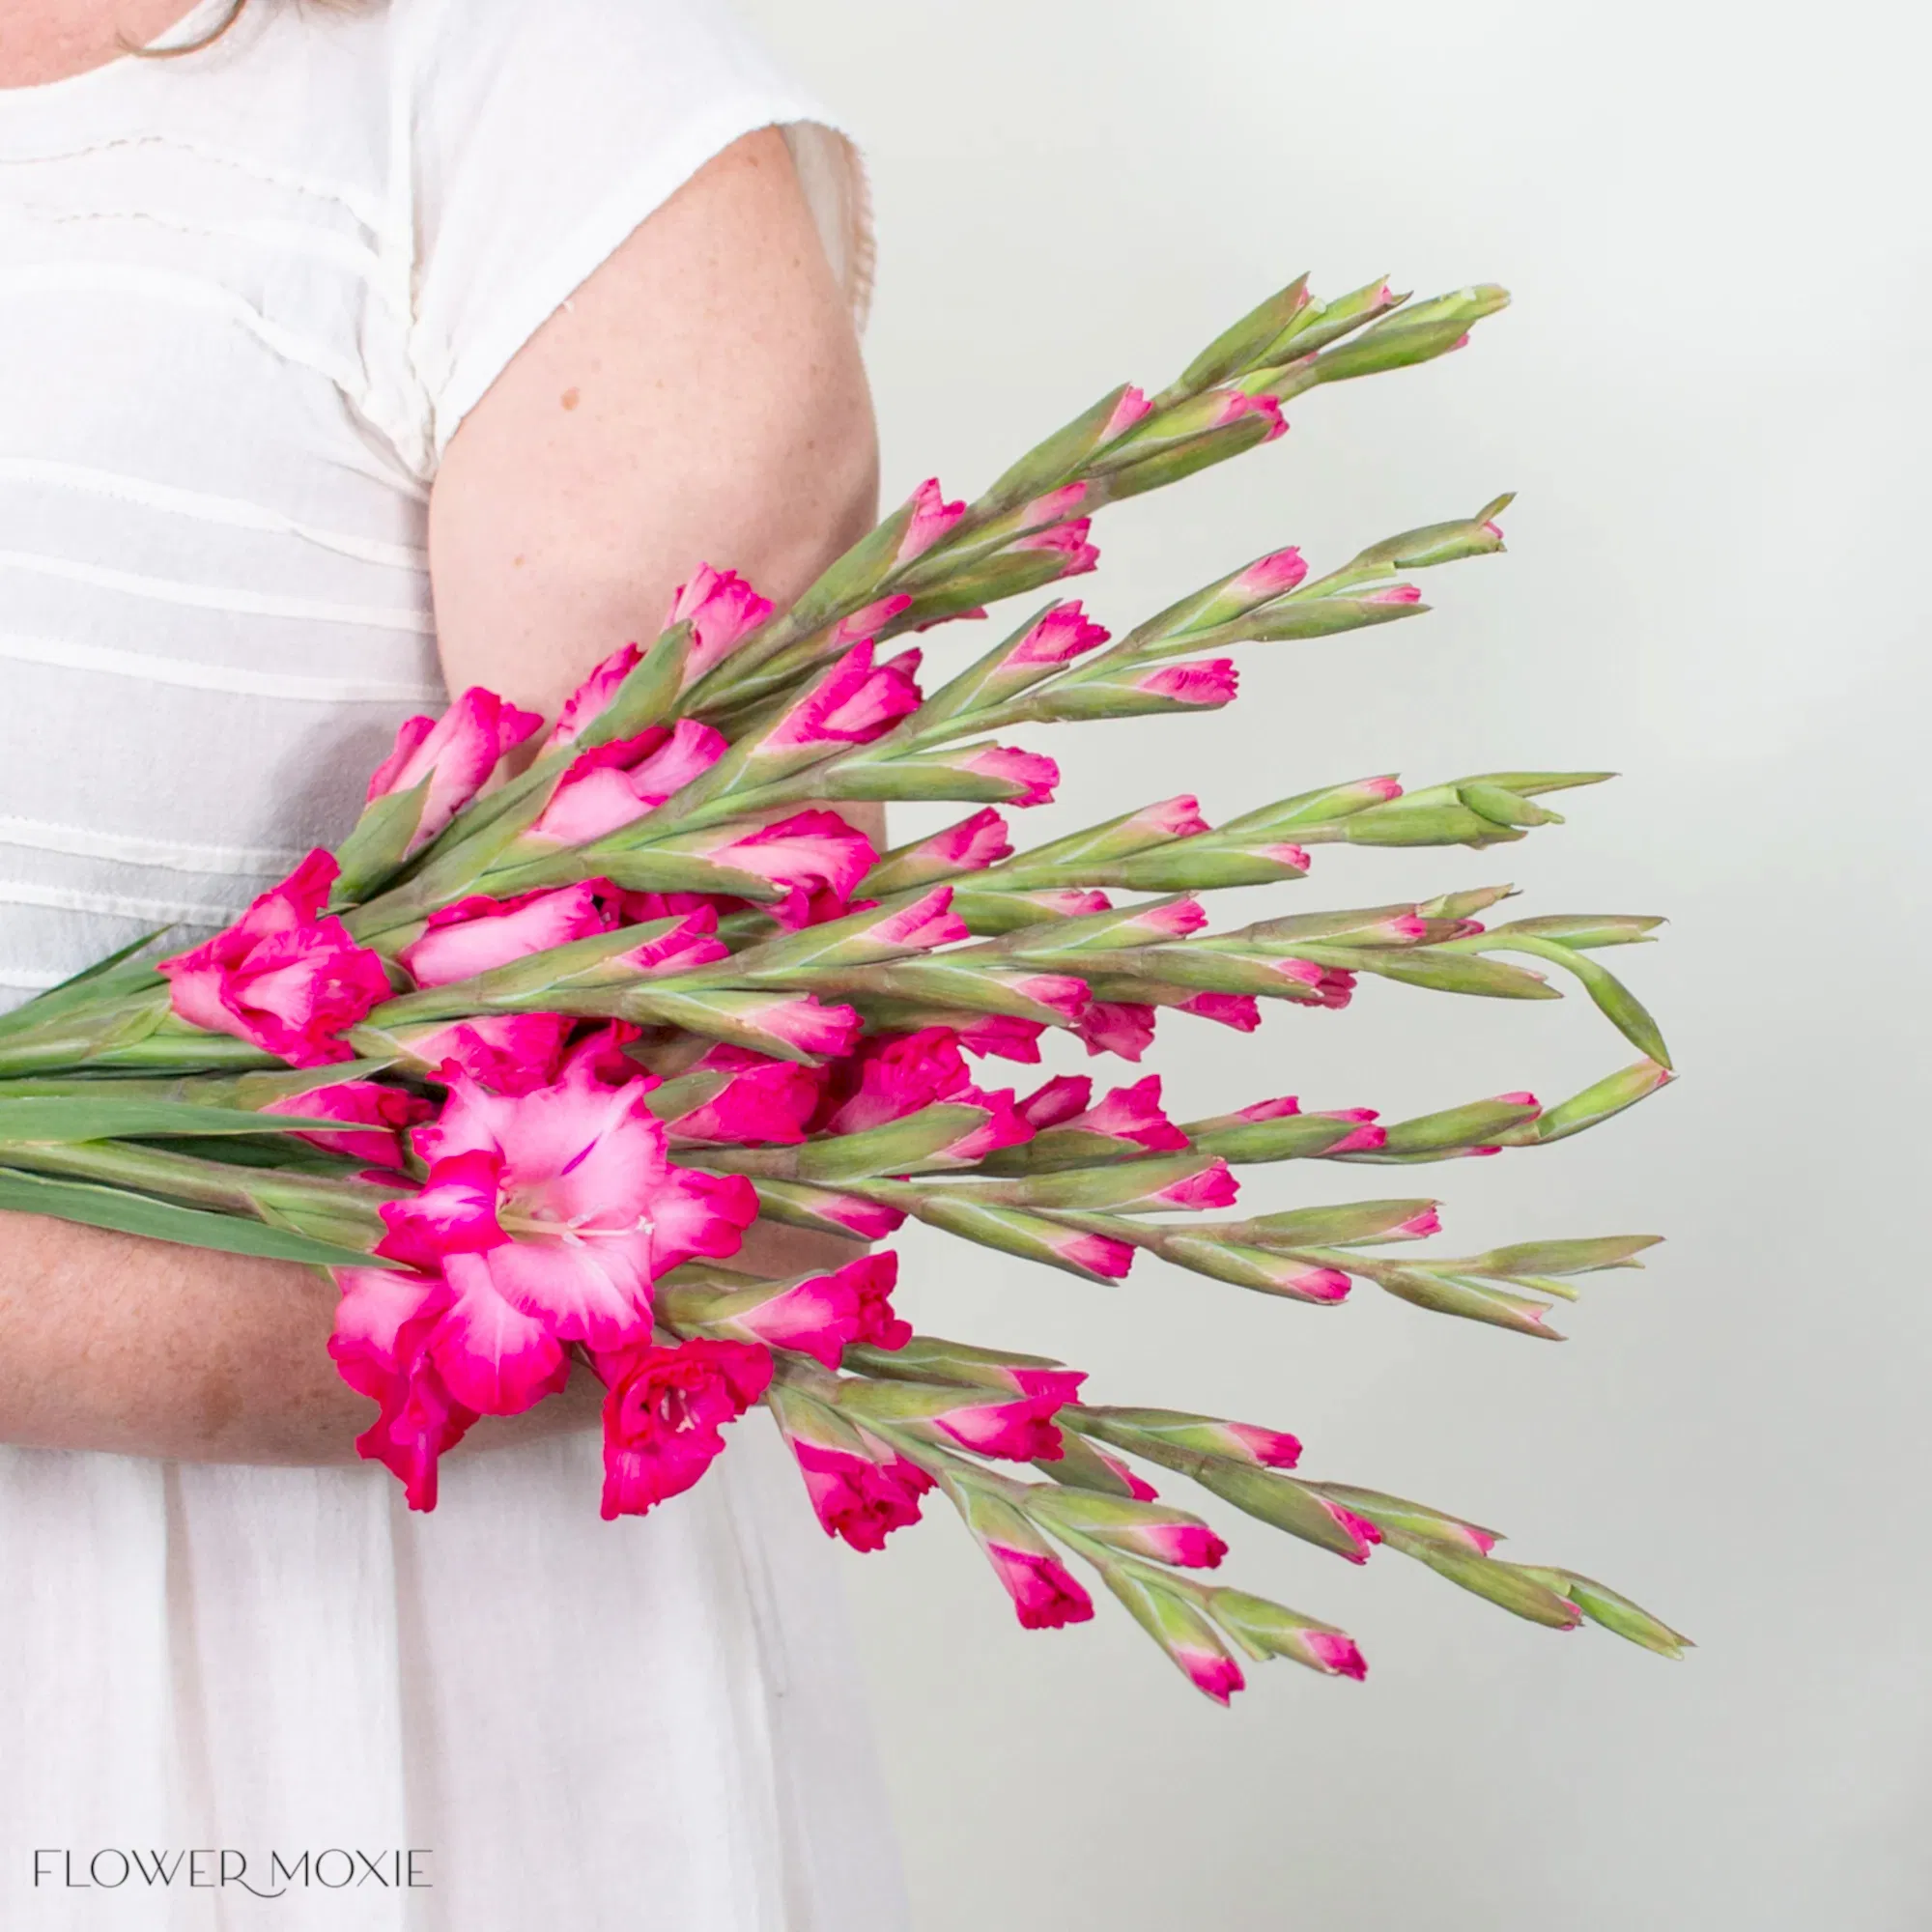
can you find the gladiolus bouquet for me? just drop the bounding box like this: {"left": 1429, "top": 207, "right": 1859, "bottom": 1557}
{"left": 0, "top": 273, "right": 1689, "bottom": 1700}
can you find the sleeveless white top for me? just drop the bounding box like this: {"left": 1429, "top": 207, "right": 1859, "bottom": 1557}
{"left": 0, "top": 2, "right": 903, "bottom": 1925}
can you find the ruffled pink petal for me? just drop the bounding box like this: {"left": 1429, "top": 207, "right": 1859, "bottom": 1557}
{"left": 400, "top": 882, "right": 613, "bottom": 987}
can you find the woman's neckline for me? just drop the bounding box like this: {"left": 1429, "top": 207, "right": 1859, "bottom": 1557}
{"left": 0, "top": 0, "right": 236, "bottom": 99}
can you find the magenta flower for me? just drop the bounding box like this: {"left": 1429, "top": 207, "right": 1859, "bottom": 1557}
{"left": 1174, "top": 1641, "right": 1246, "bottom": 1705}
{"left": 1132, "top": 660, "right": 1238, "bottom": 707}
{"left": 1013, "top": 518, "right": 1099, "bottom": 577}
{"left": 691, "top": 1252, "right": 909, "bottom": 1369}
{"left": 1006, "top": 600, "right": 1111, "bottom": 668}
{"left": 895, "top": 477, "right": 968, "bottom": 562}
{"left": 1399, "top": 1206, "right": 1443, "bottom": 1238}
{"left": 1305, "top": 1632, "right": 1370, "bottom": 1680}
{"left": 596, "top": 1337, "right": 774, "bottom": 1520}
{"left": 1076, "top": 1000, "right": 1158, "bottom": 1062}
{"left": 661, "top": 1044, "right": 827, "bottom": 1146}
{"left": 160, "top": 850, "right": 392, "bottom": 1067}
{"left": 378, "top": 1059, "right": 758, "bottom": 1368}
{"left": 365, "top": 688, "right": 544, "bottom": 855}
{"left": 1150, "top": 1160, "right": 1239, "bottom": 1210}
{"left": 831, "top": 593, "right": 915, "bottom": 648}
{"left": 927, "top": 1086, "right": 1037, "bottom": 1166}
{"left": 676, "top": 810, "right": 879, "bottom": 927}
{"left": 1222, "top": 1422, "right": 1304, "bottom": 1468}
{"left": 1139, "top": 795, "right": 1211, "bottom": 839}
{"left": 730, "top": 993, "right": 867, "bottom": 1061}
{"left": 262, "top": 1080, "right": 433, "bottom": 1172}
{"left": 953, "top": 1013, "right": 1047, "bottom": 1063}
{"left": 790, "top": 1434, "right": 933, "bottom": 1552}
{"left": 528, "top": 720, "right": 727, "bottom": 847}
{"left": 982, "top": 1543, "right": 1095, "bottom": 1631}
{"left": 1322, "top": 1500, "right": 1385, "bottom": 1564}
{"left": 1273, "top": 956, "right": 1357, "bottom": 1009}
{"left": 399, "top": 883, "right": 615, "bottom": 988}
{"left": 764, "top": 641, "right": 923, "bottom": 754}
{"left": 957, "top": 745, "right": 1060, "bottom": 807}
{"left": 1059, "top": 1074, "right": 1190, "bottom": 1153}
{"left": 665, "top": 564, "right": 775, "bottom": 687}
{"left": 401, "top": 1012, "right": 572, "bottom": 1095}
{"left": 1017, "top": 1073, "right": 1092, "bottom": 1130}
{"left": 1364, "top": 584, "right": 1424, "bottom": 607}
{"left": 1228, "top": 548, "right": 1309, "bottom": 605}
{"left": 1179, "top": 992, "right": 1262, "bottom": 1032}
{"left": 924, "top": 1387, "right": 1075, "bottom": 1462}
{"left": 890, "top": 808, "right": 1013, "bottom": 882}
{"left": 1051, "top": 1227, "right": 1137, "bottom": 1279}
{"left": 1100, "top": 386, "right": 1152, "bottom": 441}
{"left": 1321, "top": 1106, "right": 1387, "bottom": 1154}
{"left": 1006, "top": 973, "right": 1089, "bottom": 1022}
{"left": 548, "top": 643, "right": 640, "bottom": 749}
{"left": 1090, "top": 1444, "right": 1160, "bottom": 1501}
{"left": 605, "top": 909, "right": 731, "bottom": 979}
{"left": 820, "top": 1027, "right": 971, "bottom": 1135}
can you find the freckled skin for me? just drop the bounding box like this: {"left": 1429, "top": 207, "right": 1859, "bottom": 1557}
{"left": 0, "top": 119, "right": 880, "bottom": 1465}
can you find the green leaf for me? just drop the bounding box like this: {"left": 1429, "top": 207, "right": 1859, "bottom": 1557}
{"left": 0, "top": 1097, "right": 344, "bottom": 1143}
{"left": 1462, "top": 1235, "right": 1662, "bottom": 1277}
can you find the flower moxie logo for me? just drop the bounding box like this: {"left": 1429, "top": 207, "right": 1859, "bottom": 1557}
{"left": 31, "top": 1849, "right": 432, "bottom": 1897}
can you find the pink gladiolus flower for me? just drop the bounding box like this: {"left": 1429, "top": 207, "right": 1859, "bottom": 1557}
{"left": 791, "top": 1435, "right": 933, "bottom": 1552}
{"left": 1305, "top": 1632, "right": 1369, "bottom": 1680}
{"left": 928, "top": 1389, "right": 1072, "bottom": 1462}
{"left": 695, "top": 809, "right": 880, "bottom": 928}
{"left": 1151, "top": 1159, "right": 1238, "bottom": 1210}
{"left": 895, "top": 477, "right": 968, "bottom": 562}
{"left": 1224, "top": 1422, "right": 1303, "bottom": 1468}
{"left": 1364, "top": 583, "right": 1424, "bottom": 606}
{"left": 1091, "top": 1444, "right": 1160, "bottom": 1501}
{"left": 1077, "top": 1000, "right": 1157, "bottom": 1062}
{"left": 953, "top": 1014, "right": 1047, "bottom": 1063}
{"left": 713, "top": 1252, "right": 909, "bottom": 1368}
{"left": 1281, "top": 1265, "right": 1352, "bottom": 1303}
{"left": 1013, "top": 518, "right": 1099, "bottom": 577}
{"left": 666, "top": 564, "right": 775, "bottom": 686}
{"left": 530, "top": 719, "right": 727, "bottom": 846}
{"left": 1229, "top": 548, "right": 1309, "bottom": 604}
{"left": 831, "top": 593, "right": 915, "bottom": 648}
{"left": 1179, "top": 992, "right": 1262, "bottom": 1032}
{"left": 866, "top": 887, "right": 969, "bottom": 955}
{"left": 1017, "top": 482, "right": 1090, "bottom": 529}
{"left": 982, "top": 1544, "right": 1095, "bottom": 1631}
{"left": 664, "top": 1044, "right": 827, "bottom": 1146}
{"left": 1323, "top": 1501, "right": 1385, "bottom": 1564}
{"left": 1064, "top": 1075, "right": 1188, "bottom": 1151}
{"left": 399, "top": 883, "right": 615, "bottom": 988}
{"left": 1118, "top": 795, "right": 1209, "bottom": 842}
{"left": 738, "top": 992, "right": 866, "bottom": 1060}
{"left": 597, "top": 1338, "right": 773, "bottom": 1520}
{"left": 606, "top": 908, "right": 731, "bottom": 979}
{"left": 1125, "top": 898, "right": 1207, "bottom": 939}
{"left": 1100, "top": 386, "right": 1152, "bottom": 440}
{"left": 1006, "top": 601, "right": 1110, "bottom": 668}
{"left": 1034, "top": 889, "right": 1113, "bottom": 917}
{"left": 366, "top": 688, "right": 544, "bottom": 854}
{"left": 1018, "top": 1073, "right": 1092, "bottom": 1130}
{"left": 263, "top": 1080, "right": 433, "bottom": 1172}
{"left": 1316, "top": 1106, "right": 1385, "bottom": 1155}
{"left": 559, "top": 1020, "right": 647, "bottom": 1087}
{"left": 1399, "top": 1206, "right": 1443, "bottom": 1238}
{"left": 1134, "top": 660, "right": 1238, "bottom": 706}
{"left": 1482, "top": 517, "right": 1505, "bottom": 541}
{"left": 765, "top": 641, "right": 923, "bottom": 754}
{"left": 1263, "top": 842, "right": 1312, "bottom": 872}
{"left": 1054, "top": 1228, "right": 1136, "bottom": 1279}
{"left": 160, "top": 850, "right": 391, "bottom": 1067}
{"left": 1246, "top": 393, "right": 1288, "bottom": 440}
{"left": 379, "top": 1060, "right": 758, "bottom": 1377}
{"left": 928, "top": 1087, "right": 1034, "bottom": 1165}
{"left": 898, "top": 808, "right": 1012, "bottom": 878}
{"left": 406, "top": 1012, "right": 572, "bottom": 1095}
{"left": 327, "top": 1266, "right": 483, "bottom": 1512}
{"left": 1138, "top": 1522, "right": 1229, "bottom": 1569}
{"left": 821, "top": 1027, "right": 971, "bottom": 1136}
{"left": 783, "top": 1186, "right": 909, "bottom": 1241}
{"left": 549, "top": 643, "right": 641, "bottom": 749}
{"left": 1234, "top": 1095, "right": 1299, "bottom": 1122}
{"left": 1007, "top": 974, "right": 1090, "bottom": 1022}
{"left": 960, "top": 745, "right": 1059, "bottom": 807}
{"left": 1496, "top": 1090, "right": 1541, "bottom": 1109}
{"left": 1273, "top": 957, "right": 1356, "bottom": 1009}
{"left": 1176, "top": 1643, "right": 1245, "bottom": 1705}
{"left": 1364, "top": 777, "right": 1404, "bottom": 801}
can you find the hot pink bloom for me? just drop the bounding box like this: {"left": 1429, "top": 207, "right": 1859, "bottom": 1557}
{"left": 558, "top": 1019, "right": 648, "bottom": 1086}
{"left": 405, "top": 1012, "right": 572, "bottom": 1095}
{"left": 663, "top": 1044, "right": 828, "bottom": 1146}
{"left": 1229, "top": 548, "right": 1309, "bottom": 604}
{"left": 733, "top": 993, "right": 866, "bottom": 1060}
{"left": 1305, "top": 1632, "right": 1369, "bottom": 1680}
{"left": 1133, "top": 1522, "right": 1229, "bottom": 1569}
{"left": 866, "top": 888, "right": 969, "bottom": 956}
{"left": 1245, "top": 392, "right": 1288, "bottom": 440}
{"left": 1150, "top": 1159, "right": 1238, "bottom": 1210}
{"left": 926, "top": 1388, "right": 1073, "bottom": 1462}
{"left": 895, "top": 808, "right": 1012, "bottom": 880}
{"left": 953, "top": 1014, "right": 1046, "bottom": 1063}
{"left": 1005, "top": 601, "right": 1110, "bottom": 668}
{"left": 263, "top": 1080, "right": 433, "bottom": 1172}
{"left": 1399, "top": 1206, "right": 1443, "bottom": 1238}
{"left": 782, "top": 1185, "right": 909, "bottom": 1241}
{"left": 1018, "top": 1073, "right": 1092, "bottom": 1130}
{"left": 703, "top": 1252, "right": 909, "bottom": 1369}
{"left": 327, "top": 1266, "right": 483, "bottom": 1512}
{"left": 820, "top": 1026, "right": 971, "bottom": 1136}
{"left": 1232, "top": 1095, "right": 1299, "bottom": 1122}
{"left": 1016, "top": 483, "right": 1089, "bottom": 530}
{"left": 1100, "top": 385, "right": 1152, "bottom": 440}
{"left": 399, "top": 883, "right": 615, "bottom": 988}
{"left": 366, "top": 688, "right": 544, "bottom": 854}
{"left": 529, "top": 720, "right": 727, "bottom": 846}
{"left": 895, "top": 477, "right": 968, "bottom": 562}
{"left": 930, "top": 1086, "right": 1037, "bottom": 1165}
{"left": 377, "top": 1060, "right": 757, "bottom": 1387}
{"left": 1273, "top": 956, "right": 1357, "bottom": 1009}
{"left": 1364, "top": 583, "right": 1424, "bottom": 606}
{"left": 160, "top": 850, "right": 391, "bottom": 1067}
{"left": 1006, "top": 974, "right": 1090, "bottom": 1022}
{"left": 605, "top": 909, "right": 731, "bottom": 979}
{"left": 1013, "top": 518, "right": 1099, "bottom": 576}
{"left": 764, "top": 641, "right": 923, "bottom": 754}
{"left": 1060, "top": 1074, "right": 1189, "bottom": 1152}
{"left": 1133, "top": 660, "right": 1237, "bottom": 707}
{"left": 791, "top": 1435, "right": 933, "bottom": 1551}
{"left": 549, "top": 643, "right": 640, "bottom": 749}
{"left": 1138, "top": 795, "right": 1211, "bottom": 839}
{"left": 1122, "top": 898, "right": 1207, "bottom": 940}
{"left": 982, "top": 1544, "right": 1094, "bottom": 1631}
{"left": 1032, "top": 889, "right": 1113, "bottom": 917}
{"left": 1077, "top": 1001, "right": 1157, "bottom": 1062}
{"left": 959, "top": 745, "right": 1059, "bottom": 807}
{"left": 1318, "top": 1106, "right": 1386, "bottom": 1155}
{"left": 697, "top": 810, "right": 879, "bottom": 927}
{"left": 831, "top": 593, "right": 915, "bottom": 648}
{"left": 597, "top": 1338, "right": 773, "bottom": 1520}
{"left": 1261, "top": 842, "right": 1313, "bottom": 872}
{"left": 666, "top": 564, "right": 775, "bottom": 686}
{"left": 1278, "top": 1265, "right": 1352, "bottom": 1303}
{"left": 1223, "top": 1422, "right": 1303, "bottom": 1468}
{"left": 1175, "top": 1642, "right": 1245, "bottom": 1705}
{"left": 1323, "top": 1501, "right": 1385, "bottom": 1564}
{"left": 1179, "top": 992, "right": 1262, "bottom": 1032}
{"left": 1051, "top": 1228, "right": 1136, "bottom": 1279}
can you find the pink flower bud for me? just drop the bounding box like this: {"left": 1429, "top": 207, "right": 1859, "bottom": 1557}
{"left": 1150, "top": 1159, "right": 1238, "bottom": 1210}
{"left": 608, "top": 909, "right": 731, "bottom": 979}
{"left": 866, "top": 887, "right": 969, "bottom": 955}
{"left": 983, "top": 1543, "right": 1095, "bottom": 1630}
{"left": 1495, "top": 1091, "right": 1541, "bottom": 1109}
{"left": 895, "top": 477, "right": 968, "bottom": 563}
{"left": 664, "top": 1044, "right": 826, "bottom": 1147}
{"left": 832, "top": 592, "right": 916, "bottom": 648}
{"left": 900, "top": 808, "right": 1013, "bottom": 878}
{"left": 789, "top": 1435, "right": 932, "bottom": 1551}
{"left": 1127, "top": 898, "right": 1208, "bottom": 939}
{"left": 1321, "top": 1501, "right": 1384, "bottom": 1564}
{"left": 1062, "top": 1074, "right": 1189, "bottom": 1152}
{"left": 953, "top": 1014, "right": 1047, "bottom": 1063}
{"left": 1138, "top": 795, "right": 1210, "bottom": 839}
{"left": 666, "top": 564, "right": 776, "bottom": 686}
{"left": 1018, "top": 1073, "right": 1092, "bottom": 1130}
{"left": 1012, "top": 518, "right": 1099, "bottom": 576}
{"left": 1365, "top": 777, "right": 1404, "bottom": 801}
{"left": 1053, "top": 1228, "right": 1136, "bottom": 1279}
{"left": 1178, "top": 993, "right": 1261, "bottom": 1032}
{"left": 928, "top": 1388, "right": 1076, "bottom": 1462}
{"left": 1363, "top": 584, "right": 1423, "bottom": 606}
{"left": 366, "top": 689, "right": 544, "bottom": 854}
{"left": 1398, "top": 1206, "right": 1442, "bottom": 1238}
{"left": 530, "top": 720, "right": 727, "bottom": 846}
{"left": 159, "top": 850, "right": 393, "bottom": 1068}
{"left": 399, "top": 1013, "right": 572, "bottom": 1096}
{"left": 1271, "top": 957, "right": 1356, "bottom": 1009}
{"left": 1304, "top": 1632, "right": 1368, "bottom": 1680}
{"left": 598, "top": 1338, "right": 773, "bottom": 1520}
{"left": 766, "top": 641, "right": 923, "bottom": 753}
{"left": 1175, "top": 1642, "right": 1245, "bottom": 1704}
{"left": 1321, "top": 1107, "right": 1386, "bottom": 1155}
{"left": 1006, "top": 974, "right": 1091, "bottom": 1022}
{"left": 1234, "top": 1095, "right": 1299, "bottom": 1122}
{"left": 1229, "top": 548, "right": 1309, "bottom": 604}
{"left": 959, "top": 745, "right": 1060, "bottom": 806}
{"left": 935, "top": 1087, "right": 1037, "bottom": 1164}
{"left": 1006, "top": 600, "right": 1110, "bottom": 668}
{"left": 1100, "top": 386, "right": 1152, "bottom": 440}
{"left": 1131, "top": 660, "right": 1238, "bottom": 707}
{"left": 1137, "top": 1522, "right": 1229, "bottom": 1569}
{"left": 737, "top": 993, "right": 866, "bottom": 1060}
{"left": 550, "top": 643, "right": 641, "bottom": 749}
{"left": 821, "top": 1027, "right": 971, "bottom": 1136}
{"left": 1076, "top": 1000, "right": 1157, "bottom": 1062}
{"left": 263, "top": 1080, "right": 434, "bottom": 1172}
{"left": 1018, "top": 482, "right": 1090, "bottom": 528}
{"left": 1246, "top": 392, "right": 1288, "bottom": 440}
{"left": 1481, "top": 518, "right": 1505, "bottom": 541}
{"left": 699, "top": 1252, "right": 908, "bottom": 1369}
{"left": 1224, "top": 1422, "right": 1302, "bottom": 1468}
{"left": 1280, "top": 1266, "right": 1351, "bottom": 1303}
{"left": 399, "top": 882, "right": 616, "bottom": 988}
{"left": 1264, "top": 842, "right": 1313, "bottom": 871}
{"left": 1091, "top": 1445, "right": 1159, "bottom": 1501}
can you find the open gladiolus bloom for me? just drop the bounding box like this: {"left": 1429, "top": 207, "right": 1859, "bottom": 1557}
{"left": 0, "top": 270, "right": 1690, "bottom": 1700}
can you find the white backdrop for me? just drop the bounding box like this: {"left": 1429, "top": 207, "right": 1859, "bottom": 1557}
{"left": 745, "top": 4, "right": 1932, "bottom": 1926}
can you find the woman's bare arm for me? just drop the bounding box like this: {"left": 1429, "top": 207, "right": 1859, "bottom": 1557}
{"left": 0, "top": 128, "right": 878, "bottom": 1463}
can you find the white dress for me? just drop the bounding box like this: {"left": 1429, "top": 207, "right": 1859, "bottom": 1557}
{"left": 0, "top": 2, "right": 904, "bottom": 1925}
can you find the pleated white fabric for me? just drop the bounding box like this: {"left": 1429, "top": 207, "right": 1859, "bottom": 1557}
{"left": 0, "top": 2, "right": 905, "bottom": 1924}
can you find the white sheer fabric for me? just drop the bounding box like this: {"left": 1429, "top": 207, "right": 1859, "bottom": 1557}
{"left": 0, "top": 1, "right": 904, "bottom": 1924}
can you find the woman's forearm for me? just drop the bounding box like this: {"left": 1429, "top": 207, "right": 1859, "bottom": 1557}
{"left": 0, "top": 1210, "right": 863, "bottom": 1464}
